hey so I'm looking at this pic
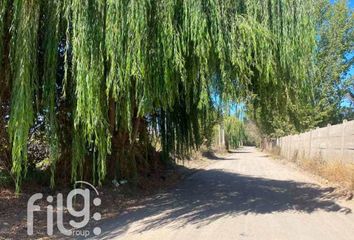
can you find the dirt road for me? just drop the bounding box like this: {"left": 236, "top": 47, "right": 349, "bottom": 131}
{"left": 96, "top": 147, "right": 354, "bottom": 240}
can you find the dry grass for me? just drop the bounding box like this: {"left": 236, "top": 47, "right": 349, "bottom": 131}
{"left": 266, "top": 146, "right": 282, "bottom": 160}
{"left": 292, "top": 156, "right": 354, "bottom": 191}
{"left": 318, "top": 161, "right": 354, "bottom": 190}
{"left": 266, "top": 146, "right": 354, "bottom": 191}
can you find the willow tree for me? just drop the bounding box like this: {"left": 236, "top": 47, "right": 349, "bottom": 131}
{"left": 224, "top": 116, "right": 245, "bottom": 150}
{"left": 0, "top": 0, "right": 316, "bottom": 192}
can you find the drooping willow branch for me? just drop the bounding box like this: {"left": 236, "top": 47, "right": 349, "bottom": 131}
{"left": 8, "top": 0, "right": 40, "bottom": 191}
{"left": 3, "top": 0, "right": 316, "bottom": 192}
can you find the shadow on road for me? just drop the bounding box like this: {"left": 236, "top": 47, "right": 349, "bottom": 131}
{"left": 98, "top": 168, "right": 351, "bottom": 239}
{"left": 201, "top": 148, "right": 256, "bottom": 160}
{"left": 201, "top": 151, "right": 229, "bottom": 160}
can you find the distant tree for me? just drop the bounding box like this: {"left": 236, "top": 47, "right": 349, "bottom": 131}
{"left": 224, "top": 116, "right": 245, "bottom": 150}
{"left": 249, "top": 0, "right": 354, "bottom": 137}
{"left": 243, "top": 120, "right": 262, "bottom": 147}
{"left": 314, "top": 0, "right": 354, "bottom": 126}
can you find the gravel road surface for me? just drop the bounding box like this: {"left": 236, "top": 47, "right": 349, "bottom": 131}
{"left": 95, "top": 147, "right": 354, "bottom": 240}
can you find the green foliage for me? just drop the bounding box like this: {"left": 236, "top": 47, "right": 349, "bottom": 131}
{"left": 8, "top": 0, "right": 40, "bottom": 192}
{"left": 0, "top": 0, "right": 7, "bottom": 69}
{"left": 243, "top": 120, "right": 262, "bottom": 147}
{"left": 224, "top": 116, "right": 245, "bottom": 149}
{"left": 251, "top": 0, "right": 354, "bottom": 137}
{"left": 1, "top": 0, "right": 318, "bottom": 191}
{"left": 314, "top": 0, "right": 354, "bottom": 126}
{"left": 70, "top": 0, "right": 109, "bottom": 185}
{"left": 42, "top": 0, "right": 62, "bottom": 188}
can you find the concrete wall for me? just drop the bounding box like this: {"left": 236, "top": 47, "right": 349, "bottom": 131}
{"left": 277, "top": 120, "right": 354, "bottom": 163}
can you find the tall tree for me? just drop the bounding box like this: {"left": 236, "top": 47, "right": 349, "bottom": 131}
{"left": 251, "top": 0, "right": 354, "bottom": 137}
{"left": 314, "top": 0, "right": 354, "bottom": 126}
{"left": 0, "top": 0, "right": 317, "bottom": 192}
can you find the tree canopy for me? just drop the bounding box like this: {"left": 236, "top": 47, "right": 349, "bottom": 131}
{"left": 250, "top": 0, "right": 354, "bottom": 137}
{"left": 0, "top": 0, "right": 319, "bottom": 192}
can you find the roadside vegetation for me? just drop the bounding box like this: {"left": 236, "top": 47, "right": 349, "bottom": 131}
{"left": 269, "top": 146, "right": 354, "bottom": 192}
{"left": 0, "top": 0, "right": 353, "bottom": 195}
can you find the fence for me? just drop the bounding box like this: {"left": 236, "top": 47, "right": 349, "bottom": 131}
{"left": 276, "top": 120, "right": 354, "bottom": 163}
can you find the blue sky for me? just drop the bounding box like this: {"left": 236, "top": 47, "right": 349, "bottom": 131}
{"left": 331, "top": 0, "right": 354, "bottom": 8}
